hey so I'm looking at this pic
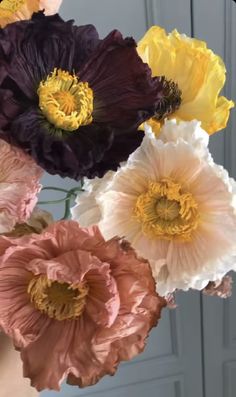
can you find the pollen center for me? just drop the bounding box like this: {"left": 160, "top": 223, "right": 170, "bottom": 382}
{"left": 28, "top": 275, "right": 89, "bottom": 321}
{"left": 38, "top": 68, "right": 94, "bottom": 131}
{"left": 154, "top": 77, "right": 182, "bottom": 122}
{"left": 155, "top": 198, "right": 181, "bottom": 221}
{"left": 0, "top": 0, "right": 25, "bottom": 12}
{"left": 134, "top": 178, "right": 199, "bottom": 241}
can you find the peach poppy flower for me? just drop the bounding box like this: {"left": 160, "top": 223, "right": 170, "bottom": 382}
{"left": 0, "top": 139, "right": 42, "bottom": 233}
{"left": 0, "top": 220, "right": 165, "bottom": 391}
{"left": 72, "top": 120, "right": 236, "bottom": 296}
{"left": 0, "top": 0, "right": 63, "bottom": 28}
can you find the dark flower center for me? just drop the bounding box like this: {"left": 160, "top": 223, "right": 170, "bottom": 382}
{"left": 37, "top": 68, "right": 94, "bottom": 131}
{"left": 154, "top": 77, "right": 182, "bottom": 121}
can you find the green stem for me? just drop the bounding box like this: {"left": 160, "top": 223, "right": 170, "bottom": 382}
{"left": 62, "top": 187, "right": 82, "bottom": 220}
{"left": 42, "top": 186, "right": 77, "bottom": 195}
{"left": 38, "top": 197, "right": 72, "bottom": 205}
{"left": 38, "top": 185, "right": 84, "bottom": 218}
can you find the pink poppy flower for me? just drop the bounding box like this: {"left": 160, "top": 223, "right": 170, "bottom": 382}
{"left": 0, "top": 221, "right": 165, "bottom": 391}
{"left": 0, "top": 139, "right": 42, "bottom": 233}
{"left": 0, "top": 0, "right": 63, "bottom": 28}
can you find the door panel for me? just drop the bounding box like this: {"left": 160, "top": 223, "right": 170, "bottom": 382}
{"left": 193, "top": 1, "right": 236, "bottom": 396}
{"left": 201, "top": 275, "right": 236, "bottom": 397}
{"left": 192, "top": 0, "right": 226, "bottom": 167}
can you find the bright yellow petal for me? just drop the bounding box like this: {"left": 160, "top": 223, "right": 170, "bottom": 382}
{"left": 138, "top": 26, "right": 234, "bottom": 135}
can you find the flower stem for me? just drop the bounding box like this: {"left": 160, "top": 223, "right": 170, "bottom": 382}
{"left": 42, "top": 186, "right": 77, "bottom": 195}
{"left": 38, "top": 197, "right": 71, "bottom": 205}
{"left": 38, "top": 185, "right": 84, "bottom": 218}
{"left": 62, "top": 187, "right": 83, "bottom": 220}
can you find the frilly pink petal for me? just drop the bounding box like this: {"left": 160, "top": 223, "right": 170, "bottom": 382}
{"left": 0, "top": 140, "right": 42, "bottom": 233}
{"left": 0, "top": 221, "right": 165, "bottom": 391}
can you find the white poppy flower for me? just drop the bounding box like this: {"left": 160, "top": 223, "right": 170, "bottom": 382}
{"left": 72, "top": 120, "right": 236, "bottom": 296}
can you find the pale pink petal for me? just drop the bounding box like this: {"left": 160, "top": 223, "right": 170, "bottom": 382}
{"left": 39, "top": 0, "right": 62, "bottom": 15}
{"left": 0, "top": 141, "right": 42, "bottom": 233}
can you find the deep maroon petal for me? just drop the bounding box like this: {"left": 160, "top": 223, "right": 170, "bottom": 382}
{"left": 0, "top": 88, "right": 22, "bottom": 129}
{"left": 0, "top": 13, "right": 100, "bottom": 100}
{"left": 86, "top": 129, "right": 144, "bottom": 176}
{"left": 79, "top": 30, "right": 165, "bottom": 131}
{"left": 6, "top": 107, "right": 114, "bottom": 180}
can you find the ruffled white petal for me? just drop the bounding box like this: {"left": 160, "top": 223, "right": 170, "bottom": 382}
{"left": 71, "top": 171, "right": 114, "bottom": 227}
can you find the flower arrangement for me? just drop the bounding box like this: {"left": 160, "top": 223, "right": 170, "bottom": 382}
{"left": 0, "top": 0, "right": 235, "bottom": 393}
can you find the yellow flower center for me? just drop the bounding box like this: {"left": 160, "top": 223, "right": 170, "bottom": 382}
{"left": 28, "top": 275, "right": 89, "bottom": 321}
{"left": 0, "top": 0, "right": 25, "bottom": 13}
{"left": 38, "top": 68, "right": 94, "bottom": 131}
{"left": 134, "top": 178, "right": 199, "bottom": 241}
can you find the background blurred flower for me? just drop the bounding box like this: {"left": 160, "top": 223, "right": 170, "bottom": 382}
{"left": 138, "top": 26, "right": 234, "bottom": 136}
{"left": 0, "top": 0, "right": 62, "bottom": 27}
{"left": 74, "top": 120, "right": 236, "bottom": 296}
{"left": 202, "top": 275, "right": 233, "bottom": 299}
{"left": 0, "top": 14, "right": 173, "bottom": 180}
{"left": 0, "top": 139, "right": 42, "bottom": 233}
{"left": 5, "top": 207, "right": 53, "bottom": 237}
{"left": 0, "top": 220, "right": 165, "bottom": 391}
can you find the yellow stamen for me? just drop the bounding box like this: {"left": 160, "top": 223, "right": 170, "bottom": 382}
{"left": 134, "top": 178, "right": 199, "bottom": 241}
{"left": 38, "top": 68, "right": 94, "bottom": 131}
{"left": 0, "top": 0, "right": 25, "bottom": 13}
{"left": 28, "top": 275, "right": 89, "bottom": 321}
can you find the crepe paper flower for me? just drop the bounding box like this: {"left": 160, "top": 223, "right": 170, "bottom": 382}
{"left": 71, "top": 171, "right": 115, "bottom": 227}
{"left": 0, "top": 14, "right": 176, "bottom": 180}
{"left": 164, "top": 293, "right": 177, "bottom": 309}
{"left": 73, "top": 119, "right": 236, "bottom": 295}
{"left": 4, "top": 207, "right": 53, "bottom": 237}
{"left": 203, "top": 275, "right": 233, "bottom": 299}
{"left": 0, "top": 220, "right": 165, "bottom": 391}
{"left": 71, "top": 120, "right": 212, "bottom": 226}
{"left": 138, "top": 26, "right": 234, "bottom": 136}
{"left": 0, "top": 0, "right": 62, "bottom": 28}
{"left": 0, "top": 139, "right": 42, "bottom": 234}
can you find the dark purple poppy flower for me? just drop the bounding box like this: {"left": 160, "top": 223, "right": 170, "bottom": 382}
{"left": 0, "top": 12, "right": 178, "bottom": 180}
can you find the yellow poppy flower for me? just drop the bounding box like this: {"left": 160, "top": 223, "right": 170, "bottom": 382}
{"left": 0, "top": 0, "right": 62, "bottom": 28}
{"left": 138, "top": 26, "right": 234, "bottom": 135}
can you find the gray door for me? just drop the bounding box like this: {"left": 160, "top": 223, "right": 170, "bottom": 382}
{"left": 196, "top": 1, "right": 236, "bottom": 396}
{"left": 40, "top": 0, "right": 236, "bottom": 396}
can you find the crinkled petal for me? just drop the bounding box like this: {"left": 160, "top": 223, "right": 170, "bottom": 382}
{"left": 80, "top": 29, "right": 168, "bottom": 131}
{"left": 138, "top": 26, "right": 234, "bottom": 134}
